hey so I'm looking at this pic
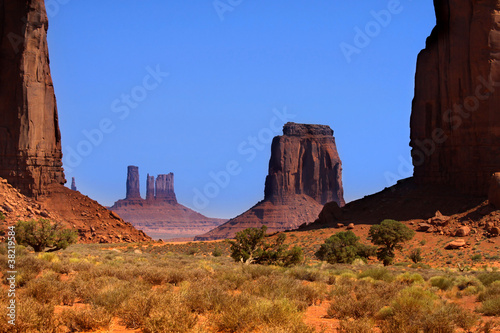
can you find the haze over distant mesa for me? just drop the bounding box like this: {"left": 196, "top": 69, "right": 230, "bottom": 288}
{"left": 196, "top": 122, "right": 345, "bottom": 241}
{"left": 110, "top": 166, "right": 226, "bottom": 240}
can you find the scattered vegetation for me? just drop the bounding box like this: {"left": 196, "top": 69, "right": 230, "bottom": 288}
{"left": 15, "top": 219, "right": 78, "bottom": 252}
{"left": 369, "top": 219, "right": 415, "bottom": 266}
{"left": 0, "top": 228, "right": 496, "bottom": 332}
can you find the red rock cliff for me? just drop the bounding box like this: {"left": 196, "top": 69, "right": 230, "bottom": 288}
{"left": 0, "top": 0, "right": 65, "bottom": 197}
{"left": 265, "top": 123, "right": 345, "bottom": 206}
{"left": 195, "top": 122, "right": 345, "bottom": 241}
{"left": 410, "top": 0, "right": 500, "bottom": 195}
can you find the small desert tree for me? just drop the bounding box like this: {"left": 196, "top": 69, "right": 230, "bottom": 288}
{"left": 369, "top": 219, "right": 415, "bottom": 266}
{"left": 228, "top": 226, "right": 303, "bottom": 266}
{"left": 15, "top": 219, "right": 78, "bottom": 252}
{"left": 315, "top": 230, "right": 375, "bottom": 264}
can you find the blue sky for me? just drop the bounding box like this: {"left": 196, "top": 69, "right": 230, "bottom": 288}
{"left": 47, "top": 1, "right": 436, "bottom": 219}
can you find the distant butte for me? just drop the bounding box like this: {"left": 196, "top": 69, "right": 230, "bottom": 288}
{"left": 110, "top": 166, "right": 226, "bottom": 240}
{"left": 195, "top": 122, "right": 345, "bottom": 241}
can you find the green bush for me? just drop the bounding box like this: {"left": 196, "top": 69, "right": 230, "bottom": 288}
{"left": 228, "top": 227, "right": 303, "bottom": 266}
{"left": 477, "top": 272, "right": 500, "bottom": 286}
{"left": 315, "top": 231, "right": 375, "bottom": 264}
{"left": 358, "top": 268, "right": 394, "bottom": 282}
{"left": 429, "top": 276, "right": 454, "bottom": 291}
{"left": 15, "top": 219, "right": 78, "bottom": 252}
{"left": 369, "top": 220, "right": 415, "bottom": 266}
{"left": 212, "top": 247, "right": 223, "bottom": 257}
{"left": 409, "top": 248, "right": 423, "bottom": 263}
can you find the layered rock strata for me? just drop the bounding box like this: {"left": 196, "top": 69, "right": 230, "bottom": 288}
{"left": 195, "top": 122, "right": 345, "bottom": 240}
{"left": 410, "top": 0, "right": 500, "bottom": 195}
{"left": 0, "top": 0, "right": 65, "bottom": 197}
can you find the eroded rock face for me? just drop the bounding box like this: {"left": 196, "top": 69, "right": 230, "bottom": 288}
{"left": 410, "top": 0, "right": 500, "bottom": 195}
{"left": 0, "top": 0, "right": 65, "bottom": 197}
{"left": 111, "top": 166, "right": 224, "bottom": 239}
{"left": 146, "top": 174, "right": 155, "bottom": 201}
{"left": 195, "top": 122, "right": 345, "bottom": 240}
{"left": 488, "top": 173, "right": 500, "bottom": 209}
{"left": 126, "top": 166, "right": 141, "bottom": 200}
{"left": 71, "top": 177, "right": 77, "bottom": 191}
{"left": 265, "top": 123, "right": 345, "bottom": 206}
{"left": 156, "top": 173, "right": 177, "bottom": 204}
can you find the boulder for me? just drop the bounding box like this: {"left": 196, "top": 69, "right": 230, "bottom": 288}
{"left": 445, "top": 239, "right": 466, "bottom": 249}
{"left": 455, "top": 226, "right": 471, "bottom": 237}
{"left": 429, "top": 211, "right": 451, "bottom": 226}
{"left": 417, "top": 223, "right": 432, "bottom": 232}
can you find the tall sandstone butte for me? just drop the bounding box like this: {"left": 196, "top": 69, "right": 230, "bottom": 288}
{"left": 195, "top": 122, "right": 344, "bottom": 241}
{"left": 0, "top": 0, "right": 150, "bottom": 243}
{"left": 410, "top": 0, "right": 500, "bottom": 195}
{"left": 126, "top": 166, "right": 141, "bottom": 200}
{"left": 0, "top": 0, "right": 65, "bottom": 197}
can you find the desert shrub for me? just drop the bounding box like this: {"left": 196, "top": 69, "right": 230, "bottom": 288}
{"left": 478, "top": 281, "right": 500, "bottom": 316}
{"left": 244, "top": 275, "right": 324, "bottom": 310}
{"left": 429, "top": 276, "right": 454, "bottom": 291}
{"left": 478, "top": 281, "right": 500, "bottom": 301}
{"left": 90, "top": 278, "right": 149, "bottom": 314}
{"left": 142, "top": 293, "right": 197, "bottom": 333}
{"left": 338, "top": 318, "right": 374, "bottom": 333}
{"left": 8, "top": 297, "right": 60, "bottom": 333}
{"left": 15, "top": 218, "right": 78, "bottom": 252}
{"left": 0, "top": 211, "right": 5, "bottom": 220}
{"left": 328, "top": 279, "right": 402, "bottom": 319}
{"left": 228, "top": 227, "right": 303, "bottom": 266}
{"left": 9, "top": 254, "right": 45, "bottom": 287}
{"left": 455, "top": 275, "right": 484, "bottom": 293}
{"left": 479, "top": 297, "right": 500, "bottom": 316}
{"left": 477, "top": 271, "right": 500, "bottom": 286}
{"left": 141, "top": 266, "right": 169, "bottom": 285}
{"left": 215, "top": 267, "right": 250, "bottom": 290}
{"left": 242, "top": 263, "right": 277, "bottom": 279}
{"left": 118, "top": 288, "right": 196, "bottom": 332}
{"left": 315, "top": 231, "right": 375, "bottom": 264}
{"left": 358, "top": 267, "right": 394, "bottom": 282}
{"left": 396, "top": 272, "right": 424, "bottom": 285}
{"left": 212, "top": 247, "right": 223, "bottom": 257}
{"left": 369, "top": 219, "right": 415, "bottom": 266}
{"left": 181, "top": 280, "right": 231, "bottom": 314}
{"left": 61, "top": 305, "right": 112, "bottom": 332}
{"left": 23, "top": 271, "right": 66, "bottom": 304}
{"left": 409, "top": 248, "right": 423, "bottom": 263}
{"left": 380, "top": 286, "right": 477, "bottom": 333}
{"left": 211, "top": 294, "right": 310, "bottom": 333}
{"left": 286, "top": 266, "right": 325, "bottom": 282}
